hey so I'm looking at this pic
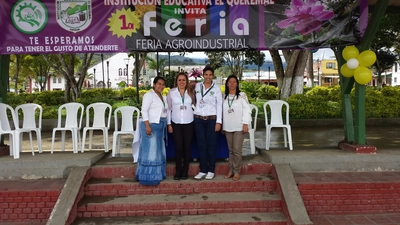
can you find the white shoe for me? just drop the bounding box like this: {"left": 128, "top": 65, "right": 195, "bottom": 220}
{"left": 194, "top": 172, "right": 206, "bottom": 180}
{"left": 205, "top": 172, "right": 215, "bottom": 180}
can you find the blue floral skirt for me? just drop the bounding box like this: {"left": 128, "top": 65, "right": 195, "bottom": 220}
{"left": 135, "top": 117, "right": 167, "bottom": 186}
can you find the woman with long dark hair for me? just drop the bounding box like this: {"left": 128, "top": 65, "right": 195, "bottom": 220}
{"left": 222, "top": 75, "right": 251, "bottom": 181}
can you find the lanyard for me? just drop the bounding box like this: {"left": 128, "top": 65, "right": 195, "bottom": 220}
{"left": 201, "top": 83, "right": 214, "bottom": 100}
{"left": 180, "top": 90, "right": 185, "bottom": 105}
{"left": 227, "top": 95, "right": 235, "bottom": 108}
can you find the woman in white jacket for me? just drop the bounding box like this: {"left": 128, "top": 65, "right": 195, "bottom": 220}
{"left": 136, "top": 76, "right": 167, "bottom": 186}
{"left": 222, "top": 75, "right": 251, "bottom": 181}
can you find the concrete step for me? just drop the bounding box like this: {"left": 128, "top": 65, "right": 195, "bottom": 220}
{"left": 72, "top": 212, "right": 287, "bottom": 225}
{"left": 89, "top": 161, "right": 273, "bottom": 178}
{"left": 77, "top": 192, "right": 282, "bottom": 218}
{"left": 84, "top": 174, "right": 277, "bottom": 196}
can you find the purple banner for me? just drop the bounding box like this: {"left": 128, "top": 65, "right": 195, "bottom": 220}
{"left": 0, "top": 0, "right": 366, "bottom": 54}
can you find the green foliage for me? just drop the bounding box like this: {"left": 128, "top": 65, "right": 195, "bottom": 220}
{"left": 34, "top": 90, "right": 64, "bottom": 106}
{"left": 257, "top": 85, "right": 279, "bottom": 100}
{"left": 41, "top": 106, "right": 58, "bottom": 119}
{"left": 287, "top": 94, "right": 341, "bottom": 119}
{"left": 6, "top": 93, "right": 26, "bottom": 108}
{"left": 305, "top": 86, "right": 341, "bottom": 102}
{"left": 240, "top": 81, "right": 261, "bottom": 98}
{"left": 7, "top": 85, "right": 400, "bottom": 120}
{"left": 119, "top": 87, "right": 138, "bottom": 98}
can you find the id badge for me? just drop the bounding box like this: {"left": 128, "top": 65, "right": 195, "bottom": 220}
{"left": 180, "top": 105, "right": 186, "bottom": 110}
{"left": 228, "top": 108, "right": 234, "bottom": 114}
{"left": 199, "top": 99, "right": 204, "bottom": 104}
{"left": 163, "top": 108, "right": 167, "bottom": 113}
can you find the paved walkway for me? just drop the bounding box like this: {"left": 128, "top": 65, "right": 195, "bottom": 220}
{"left": 2, "top": 125, "right": 400, "bottom": 225}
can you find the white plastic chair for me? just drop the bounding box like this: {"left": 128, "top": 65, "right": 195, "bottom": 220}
{"left": 112, "top": 106, "right": 140, "bottom": 157}
{"left": 15, "top": 103, "right": 43, "bottom": 155}
{"left": 248, "top": 104, "right": 258, "bottom": 154}
{"left": 263, "top": 100, "right": 293, "bottom": 150}
{"left": 51, "top": 102, "right": 84, "bottom": 154}
{"left": 0, "top": 103, "right": 33, "bottom": 159}
{"left": 81, "top": 102, "right": 112, "bottom": 153}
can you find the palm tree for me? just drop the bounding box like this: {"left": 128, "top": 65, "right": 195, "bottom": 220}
{"left": 145, "top": 56, "right": 168, "bottom": 76}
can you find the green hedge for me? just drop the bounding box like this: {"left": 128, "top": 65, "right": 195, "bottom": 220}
{"left": 6, "top": 85, "right": 400, "bottom": 119}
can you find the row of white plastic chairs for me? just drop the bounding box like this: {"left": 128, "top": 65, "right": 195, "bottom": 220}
{"left": 0, "top": 102, "right": 141, "bottom": 159}
{"left": 0, "top": 100, "right": 292, "bottom": 159}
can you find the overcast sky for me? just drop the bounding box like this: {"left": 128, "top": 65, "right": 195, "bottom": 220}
{"left": 168, "top": 48, "right": 336, "bottom": 61}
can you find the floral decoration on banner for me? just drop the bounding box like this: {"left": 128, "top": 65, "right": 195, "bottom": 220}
{"left": 277, "top": 0, "right": 334, "bottom": 36}
{"left": 187, "top": 67, "right": 203, "bottom": 79}
{"left": 340, "top": 45, "right": 377, "bottom": 85}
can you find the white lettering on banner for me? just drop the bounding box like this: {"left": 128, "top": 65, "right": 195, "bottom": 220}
{"left": 136, "top": 38, "right": 246, "bottom": 50}
{"left": 44, "top": 36, "right": 95, "bottom": 45}
{"left": 225, "top": 0, "right": 274, "bottom": 5}
{"left": 104, "top": 0, "right": 273, "bottom": 5}
{"left": 104, "top": 0, "right": 161, "bottom": 6}
{"left": 164, "top": 0, "right": 212, "bottom": 6}
{"left": 174, "top": 8, "right": 207, "bottom": 15}
{"left": 25, "top": 46, "right": 45, "bottom": 52}
{"left": 83, "top": 45, "right": 119, "bottom": 51}
{"left": 143, "top": 11, "right": 249, "bottom": 36}
{"left": 6, "top": 46, "right": 24, "bottom": 53}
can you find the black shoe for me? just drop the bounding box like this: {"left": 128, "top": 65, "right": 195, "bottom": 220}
{"left": 174, "top": 174, "right": 181, "bottom": 180}
{"left": 181, "top": 175, "right": 188, "bottom": 180}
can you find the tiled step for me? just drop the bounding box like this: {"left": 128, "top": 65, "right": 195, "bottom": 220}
{"left": 73, "top": 212, "right": 287, "bottom": 225}
{"left": 89, "top": 161, "right": 273, "bottom": 178}
{"left": 294, "top": 172, "right": 400, "bottom": 215}
{"left": 84, "top": 174, "right": 277, "bottom": 196}
{"left": 77, "top": 192, "right": 282, "bottom": 218}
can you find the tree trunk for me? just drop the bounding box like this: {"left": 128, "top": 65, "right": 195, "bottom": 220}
{"left": 270, "top": 49, "right": 308, "bottom": 99}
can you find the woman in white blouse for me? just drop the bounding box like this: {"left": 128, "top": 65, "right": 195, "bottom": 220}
{"left": 222, "top": 75, "right": 251, "bottom": 181}
{"left": 193, "top": 66, "right": 223, "bottom": 180}
{"left": 136, "top": 76, "right": 168, "bottom": 186}
{"left": 167, "top": 72, "right": 195, "bottom": 180}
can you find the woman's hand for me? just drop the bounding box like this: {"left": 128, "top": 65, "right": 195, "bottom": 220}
{"left": 144, "top": 122, "right": 152, "bottom": 135}
{"left": 215, "top": 123, "right": 221, "bottom": 132}
{"left": 243, "top": 124, "right": 249, "bottom": 133}
{"left": 167, "top": 124, "right": 173, "bottom": 133}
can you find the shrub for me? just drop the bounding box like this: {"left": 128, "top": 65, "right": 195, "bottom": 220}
{"left": 257, "top": 85, "right": 279, "bottom": 100}
{"left": 35, "top": 90, "right": 64, "bottom": 106}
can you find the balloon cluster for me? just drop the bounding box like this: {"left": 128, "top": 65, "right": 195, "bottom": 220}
{"left": 340, "top": 46, "right": 377, "bottom": 85}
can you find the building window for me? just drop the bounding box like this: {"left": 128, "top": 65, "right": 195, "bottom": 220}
{"left": 395, "top": 77, "right": 397, "bottom": 83}
{"left": 395, "top": 63, "right": 398, "bottom": 73}
{"left": 118, "top": 68, "right": 122, "bottom": 76}
{"left": 326, "top": 62, "right": 336, "bottom": 69}
{"left": 58, "top": 77, "right": 62, "bottom": 83}
{"left": 124, "top": 68, "right": 127, "bottom": 76}
{"left": 53, "top": 77, "right": 57, "bottom": 83}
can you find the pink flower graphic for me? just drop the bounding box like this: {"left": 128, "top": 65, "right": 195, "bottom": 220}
{"left": 188, "top": 67, "right": 203, "bottom": 79}
{"left": 277, "top": 0, "right": 334, "bottom": 36}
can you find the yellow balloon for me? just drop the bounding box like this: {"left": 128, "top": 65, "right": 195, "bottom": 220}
{"left": 342, "top": 46, "right": 359, "bottom": 61}
{"left": 340, "top": 64, "right": 354, "bottom": 78}
{"left": 358, "top": 50, "right": 377, "bottom": 67}
{"left": 354, "top": 66, "right": 372, "bottom": 85}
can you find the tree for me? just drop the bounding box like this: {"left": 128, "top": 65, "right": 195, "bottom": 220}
{"left": 204, "top": 51, "right": 248, "bottom": 81}
{"left": 145, "top": 55, "right": 167, "bottom": 76}
{"left": 370, "top": 14, "right": 400, "bottom": 88}
{"left": 24, "top": 54, "right": 54, "bottom": 91}
{"left": 43, "top": 53, "right": 94, "bottom": 102}
{"left": 270, "top": 49, "right": 308, "bottom": 99}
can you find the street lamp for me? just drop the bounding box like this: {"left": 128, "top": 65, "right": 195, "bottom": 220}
{"left": 268, "top": 66, "right": 271, "bottom": 85}
{"left": 93, "top": 68, "right": 96, "bottom": 88}
{"left": 124, "top": 58, "right": 130, "bottom": 87}
{"left": 106, "top": 61, "right": 110, "bottom": 88}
